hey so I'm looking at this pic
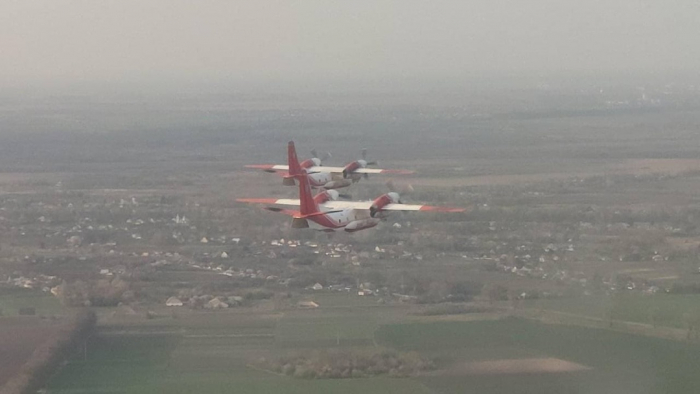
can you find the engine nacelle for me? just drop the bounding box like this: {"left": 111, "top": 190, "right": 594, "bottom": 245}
{"left": 369, "top": 192, "right": 400, "bottom": 217}
{"left": 307, "top": 172, "right": 332, "bottom": 187}
{"left": 299, "top": 158, "right": 321, "bottom": 169}
{"left": 323, "top": 179, "right": 352, "bottom": 190}
{"left": 344, "top": 218, "right": 379, "bottom": 232}
{"left": 342, "top": 160, "right": 366, "bottom": 178}
{"left": 313, "top": 190, "right": 340, "bottom": 204}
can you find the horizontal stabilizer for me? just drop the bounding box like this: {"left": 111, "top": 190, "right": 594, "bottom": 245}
{"left": 264, "top": 207, "right": 300, "bottom": 216}
{"left": 291, "top": 217, "right": 309, "bottom": 228}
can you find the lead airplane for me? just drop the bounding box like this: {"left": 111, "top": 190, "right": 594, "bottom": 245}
{"left": 245, "top": 142, "right": 414, "bottom": 190}
{"left": 238, "top": 142, "right": 465, "bottom": 233}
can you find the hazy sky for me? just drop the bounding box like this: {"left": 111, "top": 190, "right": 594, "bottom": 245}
{"left": 2, "top": 0, "right": 700, "bottom": 91}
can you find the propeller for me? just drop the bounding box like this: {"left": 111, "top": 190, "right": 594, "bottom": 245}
{"left": 386, "top": 180, "right": 414, "bottom": 203}
{"left": 311, "top": 149, "right": 332, "bottom": 163}
{"left": 319, "top": 188, "right": 352, "bottom": 201}
{"left": 359, "top": 148, "right": 377, "bottom": 179}
{"left": 361, "top": 148, "right": 377, "bottom": 166}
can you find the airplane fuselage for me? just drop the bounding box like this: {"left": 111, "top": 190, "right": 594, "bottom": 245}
{"left": 285, "top": 172, "right": 353, "bottom": 190}
{"left": 304, "top": 209, "right": 380, "bottom": 232}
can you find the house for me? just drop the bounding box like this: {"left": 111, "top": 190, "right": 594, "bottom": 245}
{"left": 205, "top": 298, "right": 229, "bottom": 309}
{"left": 297, "top": 301, "right": 319, "bottom": 309}
{"left": 166, "top": 297, "right": 183, "bottom": 307}
{"left": 221, "top": 251, "right": 229, "bottom": 259}
{"left": 228, "top": 296, "right": 244, "bottom": 306}
{"left": 311, "top": 283, "right": 323, "bottom": 291}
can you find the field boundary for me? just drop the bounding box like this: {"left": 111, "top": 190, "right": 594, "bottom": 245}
{"left": 516, "top": 308, "right": 693, "bottom": 342}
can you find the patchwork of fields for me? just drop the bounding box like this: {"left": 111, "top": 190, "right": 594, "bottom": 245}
{"left": 42, "top": 307, "right": 700, "bottom": 394}
{"left": 524, "top": 294, "right": 700, "bottom": 329}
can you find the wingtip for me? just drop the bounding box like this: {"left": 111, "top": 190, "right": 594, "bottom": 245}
{"left": 380, "top": 169, "right": 415, "bottom": 175}
{"left": 245, "top": 164, "right": 275, "bottom": 170}
{"left": 419, "top": 206, "right": 467, "bottom": 213}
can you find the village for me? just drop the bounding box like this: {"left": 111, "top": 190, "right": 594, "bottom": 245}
{"left": 2, "top": 167, "right": 699, "bottom": 319}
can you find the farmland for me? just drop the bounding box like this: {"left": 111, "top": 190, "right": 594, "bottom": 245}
{"left": 0, "top": 290, "right": 64, "bottom": 317}
{"left": 43, "top": 311, "right": 700, "bottom": 394}
{"left": 524, "top": 294, "right": 700, "bottom": 329}
{"left": 379, "top": 318, "right": 700, "bottom": 394}
{"left": 47, "top": 308, "right": 433, "bottom": 394}
{"left": 2, "top": 83, "right": 700, "bottom": 392}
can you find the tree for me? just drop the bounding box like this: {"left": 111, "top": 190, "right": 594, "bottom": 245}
{"left": 483, "top": 284, "right": 508, "bottom": 304}
{"left": 448, "top": 281, "right": 482, "bottom": 302}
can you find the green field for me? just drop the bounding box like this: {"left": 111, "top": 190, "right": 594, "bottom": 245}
{"left": 45, "top": 310, "right": 700, "bottom": 394}
{"left": 47, "top": 330, "right": 433, "bottom": 394}
{"left": 524, "top": 294, "right": 700, "bottom": 329}
{"left": 378, "top": 318, "right": 700, "bottom": 394}
{"left": 0, "top": 291, "right": 64, "bottom": 317}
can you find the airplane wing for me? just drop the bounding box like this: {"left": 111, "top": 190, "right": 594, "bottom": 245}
{"left": 383, "top": 203, "right": 466, "bottom": 212}
{"left": 238, "top": 199, "right": 371, "bottom": 211}
{"left": 245, "top": 164, "right": 413, "bottom": 175}
{"left": 323, "top": 201, "right": 465, "bottom": 212}
{"left": 237, "top": 198, "right": 300, "bottom": 216}
{"left": 237, "top": 198, "right": 299, "bottom": 206}
{"left": 306, "top": 166, "right": 414, "bottom": 175}
{"left": 245, "top": 164, "right": 289, "bottom": 173}
{"left": 238, "top": 199, "right": 465, "bottom": 213}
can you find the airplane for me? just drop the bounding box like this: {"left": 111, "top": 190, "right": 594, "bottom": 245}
{"left": 237, "top": 143, "right": 465, "bottom": 233}
{"left": 245, "top": 142, "right": 414, "bottom": 190}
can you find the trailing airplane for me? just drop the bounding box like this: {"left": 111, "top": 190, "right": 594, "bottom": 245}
{"left": 238, "top": 143, "right": 464, "bottom": 233}
{"left": 245, "top": 142, "right": 414, "bottom": 190}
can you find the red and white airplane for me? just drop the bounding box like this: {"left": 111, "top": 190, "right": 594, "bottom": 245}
{"left": 245, "top": 142, "right": 414, "bottom": 190}
{"left": 238, "top": 142, "right": 465, "bottom": 233}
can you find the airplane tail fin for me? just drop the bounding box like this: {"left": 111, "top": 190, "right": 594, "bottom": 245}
{"left": 288, "top": 141, "right": 303, "bottom": 176}
{"left": 297, "top": 173, "right": 320, "bottom": 216}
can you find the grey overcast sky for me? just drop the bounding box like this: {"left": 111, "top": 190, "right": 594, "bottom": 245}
{"left": 2, "top": 0, "right": 700, "bottom": 91}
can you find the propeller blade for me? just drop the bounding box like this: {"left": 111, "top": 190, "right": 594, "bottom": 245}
{"left": 366, "top": 161, "right": 377, "bottom": 166}
{"left": 386, "top": 180, "right": 413, "bottom": 195}
{"left": 338, "top": 193, "right": 352, "bottom": 200}
{"left": 361, "top": 148, "right": 367, "bottom": 160}
{"left": 310, "top": 149, "right": 318, "bottom": 158}
{"left": 320, "top": 152, "right": 332, "bottom": 162}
